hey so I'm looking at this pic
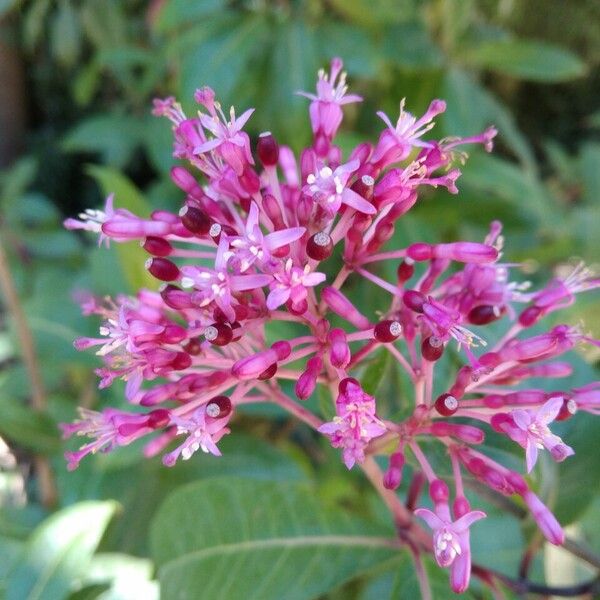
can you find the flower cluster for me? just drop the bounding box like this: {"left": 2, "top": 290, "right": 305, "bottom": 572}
{"left": 64, "top": 59, "right": 600, "bottom": 594}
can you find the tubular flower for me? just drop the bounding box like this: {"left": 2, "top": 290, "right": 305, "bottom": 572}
{"left": 62, "top": 57, "right": 600, "bottom": 595}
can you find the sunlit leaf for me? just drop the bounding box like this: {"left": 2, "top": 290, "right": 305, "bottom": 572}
{"left": 6, "top": 501, "right": 118, "bottom": 600}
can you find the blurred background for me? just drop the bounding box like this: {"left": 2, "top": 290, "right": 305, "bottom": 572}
{"left": 0, "top": 1, "right": 599, "bottom": 598}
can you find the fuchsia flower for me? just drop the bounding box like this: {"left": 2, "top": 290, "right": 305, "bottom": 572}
{"left": 318, "top": 379, "right": 386, "bottom": 469}
{"left": 502, "top": 397, "right": 575, "bottom": 472}
{"left": 63, "top": 57, "right": 600, "bottom": 595}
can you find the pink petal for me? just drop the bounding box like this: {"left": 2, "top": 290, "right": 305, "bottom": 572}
{"left": 302, "top": 271, "right": 326, "bottom": 287}
{"left": 194, "top": 138, "right": 223, "bottom": 154}
{"left": 230, "top": 274, "right": 272, "bottom": 292}
{"left": 538, "top": 396, "right": 563, "bottom": 424}
{"left": 234, "top": 108, "right": 255, "bottom": 131}
{"left": 525, "top": 439, "right": 539, "bottom": 473}
{"left": 341, "top": 188, "right": 376, "bottom": 214}
{"left": 266, "top": 287, "right": 291, "bottom": 310}
{"left": 265, "top": 227, "right": 306, "bottom": 250}
{"left": 453, "top": 510, "right": 486, "bottom": 532}
{"left": 450, "top": 547, "right": 471, "bottom": 593}
{"left": 511, "top": 409, "right": 531, "bottom": 431}
{"left": 414, "top": 508, "right": 444, "bottom": 530}
{"left": 376, "top": 111, "right": 395, "bottom": 131}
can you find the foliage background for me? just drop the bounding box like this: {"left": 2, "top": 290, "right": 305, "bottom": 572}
{"left": 0, "top": 0, "right": 599, "bottom": 598}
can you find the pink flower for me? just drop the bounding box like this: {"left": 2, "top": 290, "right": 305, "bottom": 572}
{"left": 180, "top": 236, "right": 272, "bottom": 320}
{"left": 318, "top": 380, "right": 386, "bottom": 469}
{"left": 373, "top": 98, "right": 446, "bottom": 165}
{"left": 414, "top": 505, "right": 485, "bottom": 593}
{"left": 297, "top": 57, "right": 362, "bottom": 152}
{"left": 266, "top": 260, "right": 326, "bottom": 310}
{"left": 304, "top": 160, "right": 376, "bottom": 219}
{"left": 229, "top": 201, "right": 305, "bottom": 272}
{"left": 509, "top": 397, "right": 575, "bottom": 472}
{"left": 162, "top": 405, "right": 231, "bottom": 466}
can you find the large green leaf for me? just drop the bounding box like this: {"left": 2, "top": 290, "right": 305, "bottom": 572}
{"left": 461, "top": 40, "right": 586, "bottom": 82}
{"left": 151, "top": 477, "right": 398, "bottom": 600}
{"left": 86, "top": 166, "right": 155, "bottom": 292}
{"left": 6, "top": 501, "right": 118, "bottom": 600}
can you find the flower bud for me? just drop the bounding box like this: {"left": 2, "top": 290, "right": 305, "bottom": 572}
{"left": 321, "top": 287, "right": 370, "bottom": 329}
{"left": 306, "top": 231, "right": 333, "bottom": 261}
{"left": 142, "top": 236, "right": 173, "bottom": 257}
{"left": 468, "top": 304, "right": 504, "bottom": 325}
{"left": 257, "top": 132, "right": 279, "bottom": 166}
{"left": 432, "top": 242, "right": 498, "bottom": 264}
{"left": 295, "top": 356, "right": 322, "bottom": 400}
{"left": 522, "top": 491, "right": 564, "bottom": 545}
{"left": 179, "top": 205, "right": 212, "bottom": 234}
{"left": 421, "top": 336, "right": 444, "bottom": 361}
{"left": 402, "top": 290, "right": 426, "bottom": 312}
{"left": 396, "top": 259, "right": 414, "bottom": 283}
{"left": 328, "top": 328, "right": 350, "bottom": 368}
{"left": 146, "top": 258, "right": 180, "bottom": 281}
{"left": 406, "top": 243, "right": 432, "bottom": 262}
{"left": 204, "top": 322, "right": 233, "bottom": 346}
{"left": 434, "top": 393, "right": 458, "bottom": 416}
{"left": 373, "top": 320, "right": 402, "bottom": 343}
{"left": 206, "top": 395, "right": 232, "bottom": 419}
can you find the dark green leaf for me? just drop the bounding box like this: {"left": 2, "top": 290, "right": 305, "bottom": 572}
{"left": 151, "top": 477, "right": 398, "bottom": 600}
{"left": 50, "top": 0, "right": 81, "bottom": 68}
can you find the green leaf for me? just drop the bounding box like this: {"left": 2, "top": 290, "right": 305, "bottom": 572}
{"left": 154, "top": 0, "right": 225, "bottom": 33}
{"left": 7, "top": 501, "right": 118, "bottom": 600}
{"left": 63, "top": 116, "right": 144, "bottom": 168}
{"left": 177, "top": 15, "right": 269, "bottom": 107}
{"left": 151, "top": 477, "right": 398, "bottom": 600}
{"left": 86, "top": 166, "right": 155, "bottom": 292}
{"left": 0, "top": 398, "right": 60, "bottom": 454}
{"left": 461, "top": 40, "right": 586, "bottom": 82}
{"left": 361, "top": 347, "right": 390, "bottom": 397}
{"left": 50, "top": 0, "right": 81, "bottom": 68}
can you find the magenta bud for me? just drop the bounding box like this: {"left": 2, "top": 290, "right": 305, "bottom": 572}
{"left": 146, "top": 257, "right": 180, "bottom": 281}
{"left": 499, "top": 333, "right": 557, "bottom": 362}
{"left": 286, "top": 298, "right": 308, "bottom": 315}
{"left": 430, "top": 479, "right": 449, "bottom": 503}
{"left": 453, "top": 496, "right": 471, "bottom": 518}
{"left": 160, "top": 284, "right": 194, "bottom": 310}
{"left": 351, "top": 174, "right": 375, "bottom": 202}
{"left": 258, "top": 363, "right": 278, "bottom": 380}
{"left": 262, "top": 193, "right": 284, "bottom": 227}
{"left": 402, "top": 289, "right": 426, "bottom": 312}
{"left": 373, "top": 320, "right": 402, "bottom": 343}
{"left": 171, "top": 351, "right": 192, "bottom": 370}
{"left": 328, "top": 328, "right": 350, "bottom": 368}
{"left": 483, "top": 394, "right": 504, "bottom": 409}
{"left": 505, "top": 471, "right": 528, "bottom": 495}
{"left": 183, "top": 337, "right": 202, "bottom": 356}
{"left": 206, "top": 395, "right": 233, "bottom": 419}
{"left": 434, "top": 393, "right": 458, "bottom": 416}
{"left": 171, "top": 167, "right": 200, "bottom": 194}
{"left": 421, "top": 336, "right": 444, "bottom": 361}
{"left": 204, "top": 322, "right": 233, "bottom": 347}
{"left": 162, "top": 324, "right": 187, "bottom": 344}
{"left": 232, "top": 349, "right": 279, "bottom": 379}
{"left": 479, "top": 352, "right": 502, "bottom": 368}
{"left": 271, "top": 341, "right": 292, "bottom": 361}
{"left": 295, "top": 356, "right": 322, "bottom": 400}
{"left": 468, "top": 304, "right": 504, "bottom": 325}
{"left": 321, "top": 287, "right": 370, "bottom": 329}
{"left": 406, "top": 243, "right": 432, "bottom": 262}
{"left": 519, "top": 305, "right": 543, "bottom": 327}
{"left": 556, "top": 397, "right": 577, "bottom": 421}
{"left": 383, "top": 466, "right": 402, "bottom": 490}
{"left": 523, "top": 491, "right": 564, "bottom": 545}
{"left": 396, "top": 259, "right": 414, "bottom": 283}
{"left": 179, "top": 205, "right": 212, "bottom": 235}
{"left": 147, "top": 409, "right": 171, "bottom": 429}
{"left": 142, "top": 236, "right": 173, "bottom": 257}
{"left": 306, "top": 231, "right": 334, "bottom": 261}
{"left": 432, "top": 242, "right": 498, "bottom": 264}
{"left": 338, "top": 377, "right": 359, "bottom": 395}
{"left": 257, "top": 132, "right": 279, "bottom": 166}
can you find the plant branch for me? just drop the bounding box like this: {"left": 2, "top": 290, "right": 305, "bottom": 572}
{"left": 0, "top": 236, "right": 56, "bottom": 506}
